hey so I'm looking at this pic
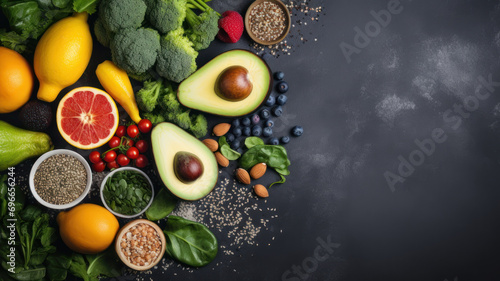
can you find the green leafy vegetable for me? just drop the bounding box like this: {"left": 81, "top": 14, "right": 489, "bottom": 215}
{"left": 239, "top": 144, "right": 291, "bottom": 187}
{"left": 146, "top": 187, "right": 178, "bottom": 221}
{"left": 163, "top": 216, "right": 218, "bottom": 267}
{"left": 244, "top": 137, "right": 264, "bottom": 149}
{"left": 103, "top": 170, "right": 152, "bottom": 215}
{"left": 67, "top": 250, "right": 121, "bottom": 281}
{"left": 218, "top": 136, "right": 240, "bottom": 160}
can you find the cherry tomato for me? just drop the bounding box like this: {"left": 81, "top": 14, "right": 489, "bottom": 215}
{"left": 126, "top": 147, "right": 139, "bottom": 160}
{"left": 127, "top": 125, "right": 139, "bottom": 138}
{"left": 89, "top": 151, "right": 101, "bottom": 164}
{"left": 103, "top": 151, "right": 117, "bottom": 162}
{"left": 125, "top": 139, "right": 134, "bottom": 148}
{"left": 117, "top": 154, "right": 130, "bottom": 166}
{"left": 92, "top": 161, "right": 106, "bottom": 172}
{"left": 116, "top": 125, "right": 126, "bottom": 138}
{"left": 108, "top": 136, "right": 121, "bottom": 148}
{"left": 135, "top": 140, "right": 148, "bottom": 153}
{"left": 107, "top": 161, "right": 119, "bottom": 170}
{"left": 134, "top": 154, "right": 148, "bottom": 168}
{"left": 138, "top": 119, "right": 153, "bottom": 134}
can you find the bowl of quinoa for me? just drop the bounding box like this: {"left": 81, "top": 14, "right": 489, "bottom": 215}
{"left": 115, "top": 219, "right": 166, "bottom": 271}
{"left": 29, "top": 149, "right": 92, "bottom": 209}
{"left": 245, "top": 0, "right": 291, "bottom": 45}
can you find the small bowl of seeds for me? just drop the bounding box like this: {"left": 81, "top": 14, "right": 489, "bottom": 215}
{"left": 245, "top": 0, "right": 291, "bottom": 45}
{"left": 100, "top": 167, "right": 154, "bottom": 219}
{"left": 115, "top": 219, "right": 166, "bottom": 271}
{"left": 29, "top": 149, "right": 92, "bottom": 209}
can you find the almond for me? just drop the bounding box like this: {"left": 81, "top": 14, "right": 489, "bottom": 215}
{"left": 215, "top": 152, "right": 229, "bottom": 167}
{"left": 202, "top": 139, "right": 218, "bottom": 152}
{"left": 213, "top": 123, "right": 231, "bottom": 136}
{"left": 253, "top": 184, "right": 269, "bottom": 198}
{"left": 250, "top": 163, "right": 267, "bottom": 179}
{"left": 235, "top": 168, "right": 251, "bottom": 185}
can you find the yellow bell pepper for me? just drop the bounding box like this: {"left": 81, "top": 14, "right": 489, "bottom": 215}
{"left": 96, "top": 60, "right": 142, "bottom": 123}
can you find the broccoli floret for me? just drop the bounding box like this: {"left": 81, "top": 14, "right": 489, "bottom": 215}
{"left": 190, "top": 114, "right": 207, "bottom": 138}
{"left": 146, "top": 0, "right": 187, "bottom": 34}
{"left": 110, "top": 27, "right": 160, "bottom": 77}
{"left": 136, "top": 79, "right": 164, "bottom": 112}
{"left": 94, "top": 17, "right": 113, "bottom": 47}
{"left": 184, "top": 5, "right": 219, "bottom": 50}
{"left": 128, "top": 71, "right": 154, "bottom": 82}
{"left": 141, "top": 111, "right": 166, "bottom": 125}
{"left": 176, "top": 110, "right": 192, "bottom": 130}
{"left": 99, "top": 0, "right": 147, "bottom": 33}
{"left": 156, "top": 28, "right": 198, "bottom": 83}
{"left": 160, "top": 91, "right": 182, "bottom": 114}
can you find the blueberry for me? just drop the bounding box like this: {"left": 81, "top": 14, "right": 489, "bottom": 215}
{"left": 277, "top": 81, "right": 289, "bottom": 93}
{"left": 272, "top": 106, "right": 283, "bottom": 117}
{"left": 269, "top": 137, "right": 279, "bottom": 145}
{"left": 265, "top": 120, "right": 274, "bottom": 128}
{"left": 274, "top": 71, "right": 285, "bottom": 81}
{"left": 226, "top": 133, "right": 235, "bottom": 143}
{"left": 277, "top": 94, "right": 288, "bottom": 105}
{"left": 263, "top": 127, "right": 273, "bottom": 137}
{"left": 243, "top": 126, "right": 251, "bottom": 136}
{"left": 280, "top": 136, "right": 290, "bottom": 144}
{"left": 232, "top": 119, "right": 240, "bottom": 127}
{"left": 252, "top": 125, "right": 262, "bottom": 136}
{"left": 232, "top": 127, "right": 242, "bottom": 137}
{"left": 242, "top": 117, "right": 251, "bottom": 127}
{"left": 260, "top": 109, "right": 271, "bottom": 119}
{"left": 251, "top": 114, "right": 260, "bottom": 124}
{"left": 265, "top": 95, "right": 276, "bottom": 107}
{"left": 291, "top": 126, "right": 304, "bottom": 137}
{"left": 231, "top": 139, "right": 241, "bottom": 150}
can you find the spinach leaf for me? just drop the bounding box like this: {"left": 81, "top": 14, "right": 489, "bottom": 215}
{"left": 146, "top": 187, "right": 177, "bottom": 221}
{"left": 9, "top": 266, "right": 46, "bottom": 280}
{"left": 244, "top": 137, "right": 264, "bottom": 149}
{"left": 85, "top": 250, "right": 121, "bottom": 279}
{"left": 239, "top": 145, "right": 291, "bottom": 172}
{"left": 19, "top": 205, "right": 42, "bottom": 222}
{"left": 69, "top": 254, "right": 93, "bottom": 281}
{"left": 163, "top": 216, "right": 218, "bottom": 267}
{"left": 269, "top": 174, "right": 286, "bottom": 188}
{"left": 73, "top": 0, "right": 100, "bottom": 14}
{"left": 218, "top": 136, "right": 240, "bottom": 160}
{"left": 46, "top": 254, "right": 72, "bottom": 281}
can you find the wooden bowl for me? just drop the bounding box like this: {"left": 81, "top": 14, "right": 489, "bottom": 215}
{"left": 115, "top": 219, "right": 166, "bottom": 271}
{"left": 245, "top": 0, "right": 291, "bottom": 45}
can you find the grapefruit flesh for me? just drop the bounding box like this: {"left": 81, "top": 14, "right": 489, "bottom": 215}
{"left": 57, "top": 87, "right": 118, "bottom": 149}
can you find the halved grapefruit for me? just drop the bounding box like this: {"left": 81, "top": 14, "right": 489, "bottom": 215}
{"left": 56, "top": 87, "right": 119, "bottom": 149}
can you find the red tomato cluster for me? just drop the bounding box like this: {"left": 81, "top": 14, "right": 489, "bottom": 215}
{"left": 89, "top": 120, "right": 153, "bottom": 172}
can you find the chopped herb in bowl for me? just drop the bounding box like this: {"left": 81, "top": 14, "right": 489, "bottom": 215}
{"left": 101, "top": 167, "right": 153, "bottom": 218}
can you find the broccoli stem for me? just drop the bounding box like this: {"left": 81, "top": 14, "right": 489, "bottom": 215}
{"left": 185, "top": 8, "right": 201, "bottom": 27}
{"left": 187, "top": 0, "right": 220, "bottom": 16}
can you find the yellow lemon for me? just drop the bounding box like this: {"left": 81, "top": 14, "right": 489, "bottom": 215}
{"left": 34, "top": 12, "right": 93, "bottom": 102}
{"left": 0, "top": 47, "right": 34, "bottom": 113}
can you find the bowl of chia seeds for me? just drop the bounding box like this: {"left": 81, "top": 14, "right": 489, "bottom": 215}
{"left": 245, "top": 0, "right": 291, "bottom": 45}
{"left": 29, "top": 149, "right": 92, "bottom": 209}
{"left": 100, "top": 167, "right": 154, "bottom": 219}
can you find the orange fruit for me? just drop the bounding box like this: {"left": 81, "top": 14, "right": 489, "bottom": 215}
{"left": 57, "top": 203, "right": 119, "bottom": 254}
{"left": 56, "top": 87, "right": 119, "bottom": 149}
{"left": 0, "top": 47, "right": 34, "bottom": 113}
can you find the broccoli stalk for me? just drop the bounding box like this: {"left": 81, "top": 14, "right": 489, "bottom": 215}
{"left": 184, "top": 8, "right": 219, "bottom": 51}
{"left": 135, "top": 79, "right": 164, "bottom": 112}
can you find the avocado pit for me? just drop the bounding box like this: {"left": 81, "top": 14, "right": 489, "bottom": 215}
{"left": 173, "top": 151, "right": 204, "bottom": 183}
{"left": 215, "top": 66, "right": 253, "bottom": 101}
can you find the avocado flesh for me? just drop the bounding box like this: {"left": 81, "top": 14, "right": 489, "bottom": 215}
{"left": 178, "top": 49, "right": 272, "bottom": 117}
{"left": 151, "top": 122, "right": 218, "bottom": 201}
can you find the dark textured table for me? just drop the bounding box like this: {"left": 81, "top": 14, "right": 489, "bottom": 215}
{"left": 4, "top": 0, "right": 500, "bottom": 280}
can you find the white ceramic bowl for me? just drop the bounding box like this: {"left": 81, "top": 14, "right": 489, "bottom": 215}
{"left": 100, "top": 167, "right": 154, "bottom": 219}
{"left": 29, "top": 149, "right": 92, "bottom": 209}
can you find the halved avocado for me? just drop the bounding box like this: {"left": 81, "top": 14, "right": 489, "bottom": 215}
{"left": 178, "top": 49, "right": 272, "bottom": 117}
{"left": 151, "top": 123, "right": 218, "bottom": 201}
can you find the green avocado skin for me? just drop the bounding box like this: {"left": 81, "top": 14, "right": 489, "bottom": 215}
{"left": 0, "top": 120, "right": 53, "bottom": 171}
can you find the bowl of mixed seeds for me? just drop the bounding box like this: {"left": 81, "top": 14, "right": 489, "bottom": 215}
{"left": 245, "top": 0, "right": 291, "bottom": 45}
{"left": 29, "top": 149, "right": 92, "bottom": 209}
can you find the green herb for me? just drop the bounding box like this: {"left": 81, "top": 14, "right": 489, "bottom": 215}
{"left": 0, "top": 0, "right": 101, "bottom": 54}
{"left": 239, "top": 144, "right": 291, "bottom": 187}
{"left": 146, "top": 187, "right": 178, "bottom": 221}
{"left": 244, "top": 137, "right": 264, "bottom": 149}
{"left": 69, "top": 251, "right": 121, "bottom": 281}
{"left": 218, "top": 136, "right": 240, "bottom": 160}
{"left": 163, "top": 216, "right": 218, "bottom": 267}
{"left": 104, "top": 170, "right": 152, "bottom": 215}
